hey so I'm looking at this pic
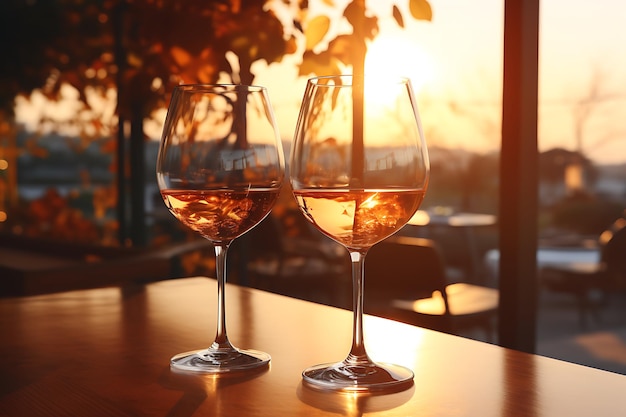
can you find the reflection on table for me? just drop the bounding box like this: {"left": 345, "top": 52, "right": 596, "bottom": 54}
{"left": 2, "top": 277, "right": 626, "bottom": 416}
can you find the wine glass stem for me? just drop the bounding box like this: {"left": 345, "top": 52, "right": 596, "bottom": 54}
{"left": 212, "top": 243, "right": 234, "bottom": 351}
{"left": 346, "top": 249, "right": 371, "bottom": 366}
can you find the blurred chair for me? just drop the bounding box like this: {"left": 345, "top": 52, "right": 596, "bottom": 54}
{"left": 540, "top": 216, "right": 626, "bottom": 327}
{"left": 0, "top": 234, "right": 212, "bottom": 297}
{"left": 231, "top": 211, "right": 349, "bottom": 307}
{"left": 365, "top": 236, "right": 499, "bottom": 340}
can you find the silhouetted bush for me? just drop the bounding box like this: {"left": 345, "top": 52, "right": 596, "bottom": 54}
{"left": 551, "top": 192, "right": 624, "bottom": 235}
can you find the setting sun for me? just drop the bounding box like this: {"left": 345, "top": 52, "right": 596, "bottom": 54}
{"left": 365, "top": 35, "right": 436, "bottom": 94}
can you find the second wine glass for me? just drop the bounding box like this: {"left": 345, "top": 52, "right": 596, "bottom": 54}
{"left": 290, "top": 75, "right": 430, "bottom": 392}
{"left": 157, "top": 84, "right": 284, "bottom": 373}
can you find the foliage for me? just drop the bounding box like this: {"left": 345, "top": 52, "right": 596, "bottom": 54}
{"left": 1, "top": 0, "right": 432, "bottom": 120}
{"left": 0, "top": 0, "right": 432, "bottom": 245}
{"left": 299, "top": 0, "right": 432, "bottom": 77}
{"left": 424, "top": 147, "right": 499, "bottom": 214}
{"left": 550, "top": 192, "right": 624, "bottom": 236}
{"left": 5, "top": 188, "right": 116, "bottom": 243}
{"left": 0, "top": 0, "right": 299, "bottom": 122}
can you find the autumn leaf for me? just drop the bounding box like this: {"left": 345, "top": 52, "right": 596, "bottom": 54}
{"left": 392, "top": 5, "right": 404, "bottom": 28}
{"left": 170, "top": 46, "right": 192, "bottom": 67}
{"left": 305, "top": 15, "right": 330, "bottom": 51}
{"left": 284, "top": 36, "right": 298, "bottom": 55}
{"left": 409, "top": 0, "right": 433, "bottom": 21}
{"left": 299, "top": 50, "right": 341, "bottom": 78}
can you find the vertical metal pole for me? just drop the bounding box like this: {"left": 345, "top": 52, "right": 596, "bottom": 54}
{"left": 498, "top": 0, "right": 540, "bottom": 353}
{"left": 113, "top": 1, "right": 128, "bottom": 246}
{"left": 130, "top": 104, "right": 146, "bottom": 247}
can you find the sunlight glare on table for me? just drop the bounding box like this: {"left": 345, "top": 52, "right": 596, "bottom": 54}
{"left": 363, "top": 314, "right": 425, "bottom": 370}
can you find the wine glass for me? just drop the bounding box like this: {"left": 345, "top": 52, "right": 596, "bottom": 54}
{"left": 157, "top": 84, "right": 284, "bottom": 373}
{"left": 290, "top": 75, "right": 429, "bottom": 392}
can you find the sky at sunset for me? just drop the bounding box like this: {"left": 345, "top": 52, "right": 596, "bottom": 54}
{"left": 255, "top": 0, "right": 626, "bottom": 165}
{"left": 14, "top": 0, "right": 626, "bottom": 165}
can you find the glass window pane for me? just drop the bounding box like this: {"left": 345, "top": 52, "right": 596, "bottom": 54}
{"left": 538, "top": 0, "right": 626, "bottom": 375}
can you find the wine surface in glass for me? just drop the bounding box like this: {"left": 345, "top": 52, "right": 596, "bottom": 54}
{"left": 161, "top": 188, "right": 280, "bottom": 242}
{"left": 293, "top": 189, "right": 425, "bottom": 249}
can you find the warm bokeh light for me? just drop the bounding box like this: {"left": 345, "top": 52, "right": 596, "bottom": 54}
{"left": 362, "top": 76, "right": 415, "bottom": 115}
{"left": 365, "top": 35, "right": 435, "bottom": 94}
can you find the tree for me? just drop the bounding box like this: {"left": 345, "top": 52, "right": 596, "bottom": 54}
{"left": 1, "top": 0, "right": 301, "bottom": 245}
{"left": 569, "top": 67, "right": 626, "bottom": 159}
{"left": 1, "top": 0, "right": 432, "bottom": 115}
{"left": 299, "top": 0, "right": 432, "bottom": 78}
{"left": 0, "top": 0, "right": 432, "bottom": 245}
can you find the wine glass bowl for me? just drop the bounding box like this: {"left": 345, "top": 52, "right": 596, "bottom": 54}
{"left": 157, "top": 84, "right": 284, "bottom": 373}
{"left": 290, "top": 75, "right": 429, "bottom": 392}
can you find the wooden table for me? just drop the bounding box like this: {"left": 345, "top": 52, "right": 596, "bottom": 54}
{"left": 1, "top": 277, "right": 626, "bottom": 416}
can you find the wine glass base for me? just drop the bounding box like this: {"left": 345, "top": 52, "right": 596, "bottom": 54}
{"left": 171, "top": 348, "right": 270, "bottom": 373}
{"left": 302, "top": 361, "right": 414, "bottom": 393}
